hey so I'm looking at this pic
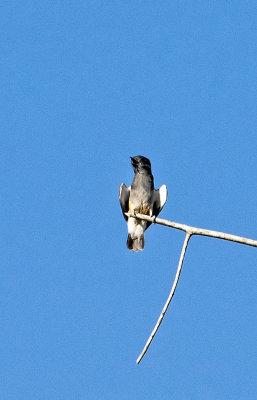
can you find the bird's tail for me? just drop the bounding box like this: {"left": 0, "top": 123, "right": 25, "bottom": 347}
{"left": 127, "top": 234, "right": 144, "bottom": 251}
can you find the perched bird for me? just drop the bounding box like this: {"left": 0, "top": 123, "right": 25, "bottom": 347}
{"left": 119, "top": 156, "right": 167, "bottom": 251}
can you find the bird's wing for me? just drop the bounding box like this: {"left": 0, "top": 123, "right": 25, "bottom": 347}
{"left": 153, "top": 184, "right": 168, "bottom": 216}
{"left": 146, "top": 184, "right": 168, "bottom": 230}
{"left": 119, "top": 183, "right": 130, "bottom": 221}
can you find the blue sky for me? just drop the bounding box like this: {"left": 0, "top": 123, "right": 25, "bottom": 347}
{"left": 1, "top": 1, "right": 257, "bottom": 399}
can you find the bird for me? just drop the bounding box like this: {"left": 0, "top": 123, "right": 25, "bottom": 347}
{"left": 119, "top": 155, "right": 167, "bottom": 251}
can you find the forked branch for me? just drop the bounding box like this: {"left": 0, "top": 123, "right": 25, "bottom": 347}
{"left": 125, "top": 211, "right": 257, "bottom": 364}
{"left": 125, "top": 212, "right": 257, "bottom": 248}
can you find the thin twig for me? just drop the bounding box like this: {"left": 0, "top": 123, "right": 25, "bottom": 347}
{"left": 136, "top": 232, "right": 191, "bottom": 364}
{"left": 125, "top": 211, "right": 257, "bottom": 363}
{"left": 125, "top": 212, "right": 257, "bottom": 248}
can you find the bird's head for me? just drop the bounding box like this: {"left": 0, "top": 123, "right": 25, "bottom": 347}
{"left": 130, "top": 156, "right": 152, "bottom": 174}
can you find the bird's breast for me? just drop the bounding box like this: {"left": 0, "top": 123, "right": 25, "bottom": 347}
{"left": 129, "top": 201, "right": 152, "bottom": 218}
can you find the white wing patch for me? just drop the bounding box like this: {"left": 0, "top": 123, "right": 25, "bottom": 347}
{"left": 159, "top": 184, "right": 167, "bottom": 209}
{"left": 119, "top": 183, "right": 130, "bottom": 199}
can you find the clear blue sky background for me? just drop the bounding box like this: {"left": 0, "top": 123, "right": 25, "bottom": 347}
{"left": 1, "top": 1, "right": 257, "bottom": 399}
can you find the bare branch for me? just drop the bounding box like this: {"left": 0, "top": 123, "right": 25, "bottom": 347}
{"left": 125, "top": 212, "right": 257, "bottom": 248}
{"left": 136, "top": 232, "right": 191, "bottom": 364}
{"left": 124, "top": 211, "right": 257, "bottom": 363}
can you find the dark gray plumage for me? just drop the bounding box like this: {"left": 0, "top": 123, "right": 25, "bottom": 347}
{"left": 119, "top": 156, "right": 167, "bottom": 251}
